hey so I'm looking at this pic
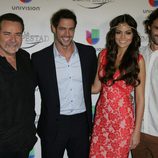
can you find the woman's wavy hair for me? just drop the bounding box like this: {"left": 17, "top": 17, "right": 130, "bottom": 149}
{"left": 101, "top": 14, "right": 141, "bottom": 87}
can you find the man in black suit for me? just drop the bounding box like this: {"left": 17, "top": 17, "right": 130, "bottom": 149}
{"left": 31, "top": 9, "right": 97, "bottom": 158}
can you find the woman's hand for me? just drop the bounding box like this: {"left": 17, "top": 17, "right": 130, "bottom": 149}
{"left": 130, "top": 130, "right": 140, "bottom": 149}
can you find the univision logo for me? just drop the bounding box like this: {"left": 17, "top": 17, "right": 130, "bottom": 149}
{"left": 20, "top": 0, "right": 32, "bottom": 3}
{"left": 149, "top": 0, "right": 158, "bottom": 7}
{"left": 86, "top": 29, "right": 99, "bottom": 45}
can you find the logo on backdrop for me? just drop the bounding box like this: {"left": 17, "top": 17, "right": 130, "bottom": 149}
{"left": 72, "top": 0, "right": 113, "bottom": 9}
{"left": 20, "top": 0, "right": 32, "bottom": 3}
{"left": 86, "top": 29, "right": 100, "bottom": 45}
{"left": 11, "top": 0, "right": 40, "bottom": 11}
{"left": 22, "top": 32, "right": 49, "bottom": 49}
{"left": 148, "top": 0, "right": 158, "bottom": 7}
{"left": 143, "top": 0, "right": 158, "bottom": 14}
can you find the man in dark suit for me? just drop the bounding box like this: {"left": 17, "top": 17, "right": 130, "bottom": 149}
{"left": 31, "top": 9, "right": 97, "bottom": 158}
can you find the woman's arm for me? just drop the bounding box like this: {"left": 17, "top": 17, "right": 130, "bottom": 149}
{"left": 130, "top": 56, "right": 146, "bottom": 149}
{"left": 91, "top": 54, "right": 102, "bottom": 94}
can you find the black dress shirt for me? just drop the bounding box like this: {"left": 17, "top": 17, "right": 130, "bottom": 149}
{"left": 0, "top": 49, "right": 37, "bottom": 152}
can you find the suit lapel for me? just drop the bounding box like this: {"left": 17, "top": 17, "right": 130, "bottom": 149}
{"left": 45, "top": 44, "right": 60, "bottom": 105}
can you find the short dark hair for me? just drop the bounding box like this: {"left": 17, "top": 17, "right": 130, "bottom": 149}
{"left": 0, "top": 13, "right": 24, "bottom": 32}
{"left": 51, "top": 9, "right": 77, "bottom": 28}
{"left": 144, "top": 8, "right": 158, "bottom": 34}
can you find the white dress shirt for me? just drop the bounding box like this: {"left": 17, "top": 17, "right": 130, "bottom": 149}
{"left": 140, "top": 45, "right": 158, "bottom": 136}
{"left": 53, "top": 44, "right": 86, "bottom": 115}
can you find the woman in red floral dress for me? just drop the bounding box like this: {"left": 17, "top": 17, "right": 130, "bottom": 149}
{"left": 89, "top": 14, "right": 145, "bottom": 158}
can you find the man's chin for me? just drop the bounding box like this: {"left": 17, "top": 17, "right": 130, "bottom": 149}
{"left": 5, "top": 50, "right": 18, "bottom": 56}
{"left": 62, "top": 42, "right": 72, "bottom": 48}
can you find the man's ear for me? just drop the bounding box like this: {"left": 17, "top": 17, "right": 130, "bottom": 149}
{"left": 148, "top": 25, "right": 151, "bottom": 31}
{"left": 51, "top": 25, "right": 56, "bottom": 33}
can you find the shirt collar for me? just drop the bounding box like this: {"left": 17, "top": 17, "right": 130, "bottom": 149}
{"left": 53, "top": 42, "right": 78, "bottom": 58}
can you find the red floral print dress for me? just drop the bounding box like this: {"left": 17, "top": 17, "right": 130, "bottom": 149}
{"left": 89, "top": 49, "right": 141, "bottom": 158}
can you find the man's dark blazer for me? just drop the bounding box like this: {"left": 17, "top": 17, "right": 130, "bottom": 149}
{"left": 31, "top": 42, "right": 97, "bottom": 141}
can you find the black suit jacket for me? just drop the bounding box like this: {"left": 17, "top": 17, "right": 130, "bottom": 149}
{"left": 31, "top": 42, "right": 97, "bottom": 141}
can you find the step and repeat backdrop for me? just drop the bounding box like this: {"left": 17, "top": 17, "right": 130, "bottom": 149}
{"left": 0, "top": 0, "right": 157, "bottom": 158}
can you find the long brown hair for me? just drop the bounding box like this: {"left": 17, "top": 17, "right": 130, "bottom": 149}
{"left": 101, "top": 14, "right": 141, "bottom": 87}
